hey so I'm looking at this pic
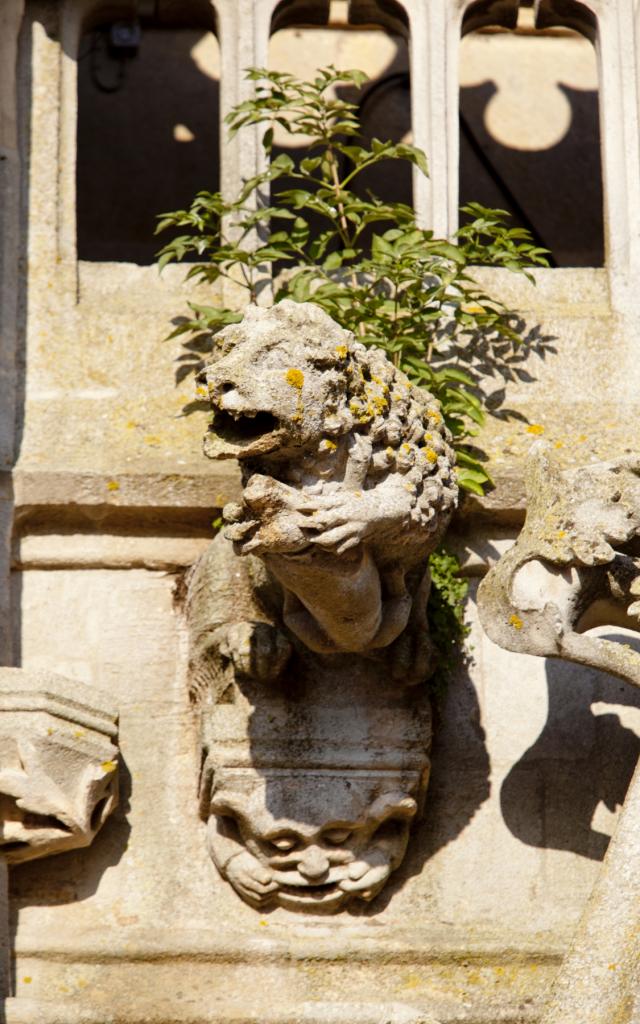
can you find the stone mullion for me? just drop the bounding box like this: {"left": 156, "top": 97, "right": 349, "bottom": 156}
{"left": 405, "top": 0, "right": 453, "bottom": 236}
{"left": 595, "top": 0, "right": 640, "bottom": 308}
{"left": 212, "top": 0, "right": 278, "bottom": 305}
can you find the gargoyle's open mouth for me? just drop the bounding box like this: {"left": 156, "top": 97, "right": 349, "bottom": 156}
{"left": 206, "top": 407, "right": 283, "bottom": 459}
{"left": 277, "top": 881, "right": 344, "bottom": 907}
{"left": 279, "top": 881, "right": 337, "bottom": 896}
{"left": 214, "top": 409, "right": 280, "bottom": 442}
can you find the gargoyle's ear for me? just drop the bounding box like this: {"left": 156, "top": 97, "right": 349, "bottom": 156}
{"left": 367, "top": 793, "right": 418, "bottom": 822}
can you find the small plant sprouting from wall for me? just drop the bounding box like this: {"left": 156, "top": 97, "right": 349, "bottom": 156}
{"left": 157, "top": 66, "right": 548, "bottom": 685}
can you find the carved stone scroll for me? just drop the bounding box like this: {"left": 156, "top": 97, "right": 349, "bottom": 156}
{"left": 187, "top": 301, "right": 458, "bottom": 910}
{"left": 477, "top": 443, "right": 640, "bottom": 1022}
{"left": 0, "top": 667, "right": 119, "bottom": 997}
{"left": 0, "top": 668, "right": 119, "bottom": 863}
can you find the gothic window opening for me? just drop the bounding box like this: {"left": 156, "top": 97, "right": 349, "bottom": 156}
{"left": 459, "top": 0, "right": 604, "bottom": 267}
{"left": 76, "top": 2, "right": 220, "bottom": 264}
{"left": 268, "top": 0, "right": 413, "bottom": 232}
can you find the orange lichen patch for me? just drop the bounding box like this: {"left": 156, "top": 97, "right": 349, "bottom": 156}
{"left": 106, "top": 480, "right": 120, "bottom": 492}
{"left": 509, "top": 614, "right": 524, "bottom": 630}
{"left": 554, "top": 440, "right": 564, "bottom": 449}
{"left": 285, "top": 368, "right": 304, "bottom": 389}
{"left": 526, "top": 424, "right": 545, "bottom": 435}
{"left": 557, "top": 530, "right": 566, "bottom": 539}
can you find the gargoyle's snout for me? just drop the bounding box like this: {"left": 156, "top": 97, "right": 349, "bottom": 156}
{"left": 215, "top": 386, "right": 246, "bottom": 414}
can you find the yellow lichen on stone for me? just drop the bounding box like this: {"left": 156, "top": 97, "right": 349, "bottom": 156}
{"left": 106, "top": 480, "right": 120, "bottom": 491}
{"left": 334, "top": 345, "right": 348, "bottom": 359}
{"left": 424, "top": 448, "right": 437, "bottom": 464}
{"left": 285, "top": 368, "right": 305, "bottom": 389}
{"left": 320, "top": 439, "right": 337, "bottom": 452}
{"left": 526, "top": 424, "right": 545, "bottom": 435}
{"left": 101, "top": 760, "right": 117, "bottom": 773}
{"left": 509, "top": 614, "right": 524, "bottom": 630}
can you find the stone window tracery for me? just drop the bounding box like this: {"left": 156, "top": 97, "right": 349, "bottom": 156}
{"left": 268, "top": 0, "right": 413, "bottom": 214}
{"left": 459, "top": 0, "right": 604, "bottom": 267}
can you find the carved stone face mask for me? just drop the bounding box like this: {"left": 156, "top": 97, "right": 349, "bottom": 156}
{"left": 206, "top": 770, "right": 420, "bottom": 912}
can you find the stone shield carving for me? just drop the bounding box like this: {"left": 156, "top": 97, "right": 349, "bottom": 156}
{"left": 187, "top": 301, "right": 457, "bottom": 910}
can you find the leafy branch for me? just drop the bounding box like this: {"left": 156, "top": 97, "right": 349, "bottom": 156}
{"left": 157, "top": 66, "right": 547, "bottom": 495}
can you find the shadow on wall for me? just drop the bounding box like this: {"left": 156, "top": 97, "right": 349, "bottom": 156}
{"left": 358, "top": 662, "right": 491, "bottom": 916}
{"left": 460, "top": 80, "right": 604, "bottom": 267}
{"left": 501, "top": 634, "right": 640, "bottom": 862}
{"left": 8, "top": 755, "right": 132, "bottom": 990}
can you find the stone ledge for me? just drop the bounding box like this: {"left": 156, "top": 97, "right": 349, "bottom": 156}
{"left": 12, "top": 533, "right": 211, "bottom": 571}
{"left": 4, "top": 997, "right": 535, "bottom": 1024}
{"left": 11, "top": 468, "right": 240, "bottom": 513}
{"left": 12, "top": 923, "right": 567, "bottom": 961}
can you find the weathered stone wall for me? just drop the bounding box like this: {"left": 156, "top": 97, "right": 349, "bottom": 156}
{"left": 3, "top": 1, "right": 640, "bottom": 1021}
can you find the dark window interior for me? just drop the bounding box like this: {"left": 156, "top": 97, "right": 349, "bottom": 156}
{"left": 77, "top": 5, "right": 219, "bottom": 263}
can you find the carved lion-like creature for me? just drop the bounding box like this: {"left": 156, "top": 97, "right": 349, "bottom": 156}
{"left": 188, "top": 300, "right": 458, "bottom": 692}
{"left": 187, "top": 301, "right": 455, "bottom": 911}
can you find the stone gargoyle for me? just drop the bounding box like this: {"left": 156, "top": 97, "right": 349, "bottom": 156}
{"left": 478, "top": 442, "right": 640, "bottom": 682}
{"left": 186, "top": 300, "right": 457, "bottom": 911}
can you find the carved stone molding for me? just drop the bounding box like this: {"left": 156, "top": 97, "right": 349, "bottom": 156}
{"left": 187, "top": 300, "right": 457, "bottom": 911}
{"left": 0, "top": 668, "right": 119, "bottom": 863}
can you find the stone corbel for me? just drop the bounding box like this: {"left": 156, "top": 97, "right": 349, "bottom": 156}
{"left": 187, "top": 301, "right": 458, "bottom": 911}
{"left": 0, "top": 668, "right": 119, "bottom": 995}
{"left": 478, "top": 443, "right": 640, "bottom": 1022}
